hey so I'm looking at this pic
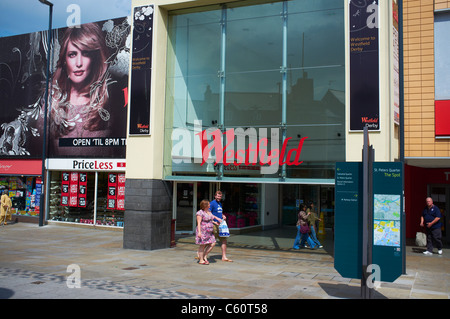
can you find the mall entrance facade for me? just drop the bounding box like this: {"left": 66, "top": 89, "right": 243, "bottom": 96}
{"left": 164, "top": 0, "right": 345, "bottom": 239}
{"left": 172, "top": 181, "right": 335, "bottom": 237}
{"left": 124, "top": 0, "right": 400, "bottom": 250}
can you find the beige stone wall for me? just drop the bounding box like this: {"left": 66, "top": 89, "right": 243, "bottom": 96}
{"left": 435, "top": 0, "right": 450, "bottom": 10}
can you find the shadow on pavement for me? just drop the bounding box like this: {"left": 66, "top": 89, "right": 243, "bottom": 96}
{"left": 318, "top": 282, "right": 388, "bottom": 299}
{"left": 0, "top": 288, "right": 15, "bottom": 299}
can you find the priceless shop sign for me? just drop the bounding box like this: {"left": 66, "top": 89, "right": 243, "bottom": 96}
{"left": 47, "top": 159, "right": 126, "bottom": 172}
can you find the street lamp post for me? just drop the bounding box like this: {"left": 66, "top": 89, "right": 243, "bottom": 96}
{"left": 38, "top": 0, "right": 53, "bottom": 227}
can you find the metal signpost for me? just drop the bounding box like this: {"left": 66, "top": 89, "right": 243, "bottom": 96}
{"left": 361, "top": 127, "right": 374, "bottom": 298}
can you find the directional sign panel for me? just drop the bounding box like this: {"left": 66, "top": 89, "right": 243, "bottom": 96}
{"left": 334, "top": 162, "right": 363, "bottom": 279}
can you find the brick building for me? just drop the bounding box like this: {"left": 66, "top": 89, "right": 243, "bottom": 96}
{"left": 403, "top": 0, "right": 450, "bottom": 243}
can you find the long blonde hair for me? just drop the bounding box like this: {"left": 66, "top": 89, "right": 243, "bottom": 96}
{"left": 50, "top": 23, "right": 111, "bottom": 135}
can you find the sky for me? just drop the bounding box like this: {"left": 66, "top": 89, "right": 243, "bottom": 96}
{"left": 0, "top": 0, "right": 132, "bottom": 38}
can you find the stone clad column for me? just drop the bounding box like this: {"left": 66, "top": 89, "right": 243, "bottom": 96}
{"left": 124, "top": 3, "right": 172, "bottom": 250}
{"left": 123, "top": 179, "right": 172, "bottom": 250}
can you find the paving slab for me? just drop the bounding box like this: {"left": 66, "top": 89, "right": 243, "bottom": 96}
{"left": 0, "top": 222, "right": 448, "bottom": 302}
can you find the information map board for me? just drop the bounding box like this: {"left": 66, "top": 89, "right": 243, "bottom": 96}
{"left": 372, "top": 162, "right": 403, "bottom": 282}
{"left": 334, "top": 162, "right": 403, "bottom": 283}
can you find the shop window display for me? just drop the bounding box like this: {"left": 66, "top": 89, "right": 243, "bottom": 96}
{"left": 0, "top": 176, "right": 40, "bottom": 216}
{"left": 221, "top": 183, "right": 260, "bottom": 229}
{"left": 49, "top": 171, "right": 94, "bottom": 223}
{"left": 97, "top": 172, "right": 125, "bottom": 227}
{"left": 48, "top": 171, "right": 124, "bottom": 227}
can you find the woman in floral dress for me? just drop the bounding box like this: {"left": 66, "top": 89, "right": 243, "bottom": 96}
{"left": 196, "top": 200, "right": 221, "bottom": 265}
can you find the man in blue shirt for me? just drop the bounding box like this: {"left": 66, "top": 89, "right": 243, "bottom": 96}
{"left": 420, "top": 197, "right": 443, "bottom": 255}
{"left": 210, "top": 191, "right": 233, "bottom": 262}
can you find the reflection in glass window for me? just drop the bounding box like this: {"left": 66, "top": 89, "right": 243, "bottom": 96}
{"left": 165, "top": 0, "right": 345, "bottom": 180}
{"left": 435, "top": 12, "right": 450, "bottom": 100}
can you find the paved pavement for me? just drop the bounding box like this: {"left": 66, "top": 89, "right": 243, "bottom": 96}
{"left": 0, "top": 222, "right": 448, "bottom": 302}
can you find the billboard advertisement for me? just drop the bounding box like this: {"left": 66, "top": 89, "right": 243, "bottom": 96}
{"left": 349, "top": 0, "right": 380, "bottom": 131}
{"left": 129, "top": 5, "right": 153, "bottom": 135}
{"left": 0, "top": 17, "right": 130, "bottom": 159}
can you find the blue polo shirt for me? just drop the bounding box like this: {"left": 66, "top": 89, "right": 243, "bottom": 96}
{"left": 210, "top": 199, "right": 223, "bottom": 222}
{"left": 422, "top": 205, "right": 442, "bottom": 230}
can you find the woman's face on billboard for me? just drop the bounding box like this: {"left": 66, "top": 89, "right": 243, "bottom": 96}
{"left": 66, "top": 40, "right": 92, "bottom": 86}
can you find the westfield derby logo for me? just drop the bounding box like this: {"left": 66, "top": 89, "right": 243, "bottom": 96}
{"left": 172, "top": 121, "right": 308, "bottom": 174}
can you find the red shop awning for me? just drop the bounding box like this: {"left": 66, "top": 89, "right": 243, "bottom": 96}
{"left": 0, "top": 159, "right": 42, "bottom": 176}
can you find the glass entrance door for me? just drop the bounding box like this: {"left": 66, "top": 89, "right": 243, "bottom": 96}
{"left": 175, "top": 183, "right": 194, "bottom": 232}
{"left": 281, "top": 184, "right": 335, "bottom": 232}
{"left": 174, "top": 182, "right": 217, "bottom": 233}
{"left": 320, "top": 185, "right": 335, "bottom": 232}
{"left": 281, "top": 185, "right": 320, "bottom": 225}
